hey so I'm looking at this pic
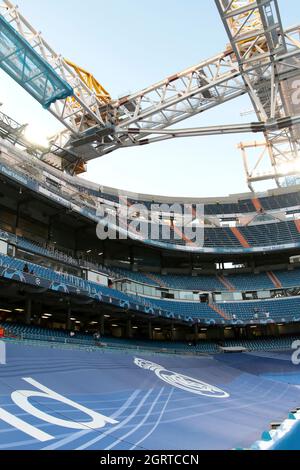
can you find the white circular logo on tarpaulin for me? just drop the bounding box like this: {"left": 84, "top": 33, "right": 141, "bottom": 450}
{"left": 134, "top": 358, "right": 229, "bottom": 398}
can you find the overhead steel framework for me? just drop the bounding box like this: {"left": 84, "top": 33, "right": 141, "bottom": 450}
{"left": 215, "top": 0, "right": 300, "bottom": 188}
{"left": 0, "top": 1, "right": 110, "bottom": 132}
{"left": 0, "top": 106, "right": 47, "bottom": 157}
{"left": 0, "top": 0, "right": 300, "bottom": 189}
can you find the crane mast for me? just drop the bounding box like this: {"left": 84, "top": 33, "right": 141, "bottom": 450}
{"left": 215, "top": 0, "right": 300, "bottom": 188}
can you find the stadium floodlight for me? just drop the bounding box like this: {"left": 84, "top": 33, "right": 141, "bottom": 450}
{"left": 112, "top": 324, "right": 119, "bottom": 327}
{"left": 70, "top": 317, "right": 76, "bottom": 321}
{"left": 15, "top": 308, "right": 24, "bottom": 312}
{"left": 0, "top": 309, "right": 12, "bottom": 313}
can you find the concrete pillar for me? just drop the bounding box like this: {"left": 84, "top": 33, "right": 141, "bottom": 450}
{"left": 25, "top": 298, "right": 32, "bottom": 325}
{"left": 100, "top": 314, "right": 105, "bottom": 336}
{"left": 129, "top": 246, "right": 134, "bottom": 268}
{"left": 170, "top": 321, "right": 175, "bottom": 341}
{"left": 193, "top": 323, "right": 199, "bottom": 343}
{"left": 126, "top": 318, "right": 132, "bottom": 338}
{"left": 66, "top": 307, "right": 71, "bottom": 330}
{"left": 148, "top": 320, "right": 153, "bottom": 340}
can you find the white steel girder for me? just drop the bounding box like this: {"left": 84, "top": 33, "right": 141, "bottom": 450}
{"left": 60, "top": 51, "right": 248, "bottom": 161}
{"left": 215, "top": 0, "right": 300, "bottom": 188}
{"left": 0, "top": 0, "right": 110, "bottom": 135}
{"left": 57, "top": 30, "right": 300, "bottom": 162}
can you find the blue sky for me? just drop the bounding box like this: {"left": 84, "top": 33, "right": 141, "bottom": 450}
{"left": 0, "top": 0, "right": 299, "bottom": 197}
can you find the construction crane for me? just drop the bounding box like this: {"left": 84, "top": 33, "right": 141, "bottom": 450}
{"left": 0, "top": 0, "right": 300, "bottom": 189}
{"left": 215, "top": 0, "right": 300, "bottom": 188}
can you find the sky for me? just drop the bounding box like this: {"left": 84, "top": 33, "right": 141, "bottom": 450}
{"left": 0, "top": 0, "right": 299, "bottom": 197}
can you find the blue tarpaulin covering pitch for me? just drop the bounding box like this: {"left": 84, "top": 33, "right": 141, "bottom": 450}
{"left": 0, "top": 343, "right": 300, "bottom": 450}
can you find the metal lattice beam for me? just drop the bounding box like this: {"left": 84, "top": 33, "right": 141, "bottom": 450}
{"left": 0, "top": 0, "right": 111, "bottom": 135}
{"left": 215, "top": 0, "right": 300, "bottom": 189}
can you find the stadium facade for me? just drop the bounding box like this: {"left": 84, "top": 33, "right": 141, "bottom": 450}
{"left": 0, "top": 135, "right": 300, "bottom": 344}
